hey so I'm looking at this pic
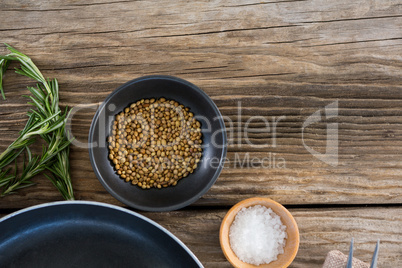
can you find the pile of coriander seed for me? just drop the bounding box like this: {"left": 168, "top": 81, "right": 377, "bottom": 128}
{"left": 108, "top": 97, "right": 203, "bottom": 189}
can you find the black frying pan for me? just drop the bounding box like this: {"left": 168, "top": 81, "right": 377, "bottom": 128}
{"left": 0, "top": 201, "right": 203, "bottom": 268}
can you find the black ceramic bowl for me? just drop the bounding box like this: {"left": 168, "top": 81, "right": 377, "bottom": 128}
{"left": 89, "top": 75, "right": 227, "bottom": 211}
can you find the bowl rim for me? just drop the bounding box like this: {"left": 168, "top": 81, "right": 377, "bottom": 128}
{"left": 219, "top": 197, "right": 300, "bottom": 268}
{"left": 88, "top": 75, "right": 227, "bottom": 211}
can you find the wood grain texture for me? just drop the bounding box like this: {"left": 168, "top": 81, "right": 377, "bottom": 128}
{"left": 142, "top": 207, "right": 402, "bottom": 267}
{"left": 0, "top": 1, "right": 401, "bottom": 266}
{"left": 1, "top": 207, "right": 400, "bottom": 267}
{"left": 0, "top": 0, "right": 401, "bottom": 207}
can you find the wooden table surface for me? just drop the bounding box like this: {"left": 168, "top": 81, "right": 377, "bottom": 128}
{"left": 0, "top": 0, "right": 401, "bottom": 267}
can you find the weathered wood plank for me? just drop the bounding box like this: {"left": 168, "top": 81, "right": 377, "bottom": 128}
{"left": 0, "top": 0, "right": 401, "bottom": 207}
{"left": 143, "top": 207, "right": 402, "bottom": 267}
{"left": 1, "top": 206, "right": 400, "bottom": 267}
{"left": 1, "top": 87, "right": 401, "bottom": 208}
{"left": 0, "top": 1, "right": 401, "bottom": 267}
{"left": 0, "top": 0, "right": 401, "bottom": 86}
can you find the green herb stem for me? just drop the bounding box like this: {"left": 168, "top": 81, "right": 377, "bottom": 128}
{"left": 0, "top": 44, "right": 74, "bottom": 200}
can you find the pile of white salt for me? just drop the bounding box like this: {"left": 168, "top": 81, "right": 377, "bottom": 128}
{"left": 229, "top": 205, "right": 287, "bottom": 266}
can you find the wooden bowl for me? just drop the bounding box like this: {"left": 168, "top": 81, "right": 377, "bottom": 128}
{"left": 220, "top": 197, "right": 299, "bottom": 268}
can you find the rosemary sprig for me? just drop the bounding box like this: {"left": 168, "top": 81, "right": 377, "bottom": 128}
{"left": 0, "top": 44, "right": 74, "bottom": 200}
{"left": 0, "top": 58, "right": 11, "bottom": 100}
{"left": 46, "top": 146, "right": 74, "bottom": 201}
{"left": 1, "top": 137, "right": 69, "bottom": 196}
{"left": 0, "top": 111, "right": 64, "bottom": 162}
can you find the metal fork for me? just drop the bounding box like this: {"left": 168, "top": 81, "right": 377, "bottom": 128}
{"left": 346, "top": 238, "right": 380, "bottom": 268}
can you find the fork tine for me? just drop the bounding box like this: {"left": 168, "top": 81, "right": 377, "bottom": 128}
{"left": 370, "top": 239, "right": 380, "bottom": 268}
{"left": 346, "top": 238, "right": 354, "bottom": 268}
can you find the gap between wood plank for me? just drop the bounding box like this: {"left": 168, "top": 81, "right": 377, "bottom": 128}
{"left": 1, "top": 203, "right": 401, "bottom": 216}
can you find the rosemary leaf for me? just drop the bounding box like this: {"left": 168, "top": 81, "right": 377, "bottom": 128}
{"left": 0, "top": 44, "right": 74, "bottom": 200}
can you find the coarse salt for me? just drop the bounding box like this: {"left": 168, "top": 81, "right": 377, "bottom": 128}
{"left": 229, "top": 205, "right": 287, "bottom": 266}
